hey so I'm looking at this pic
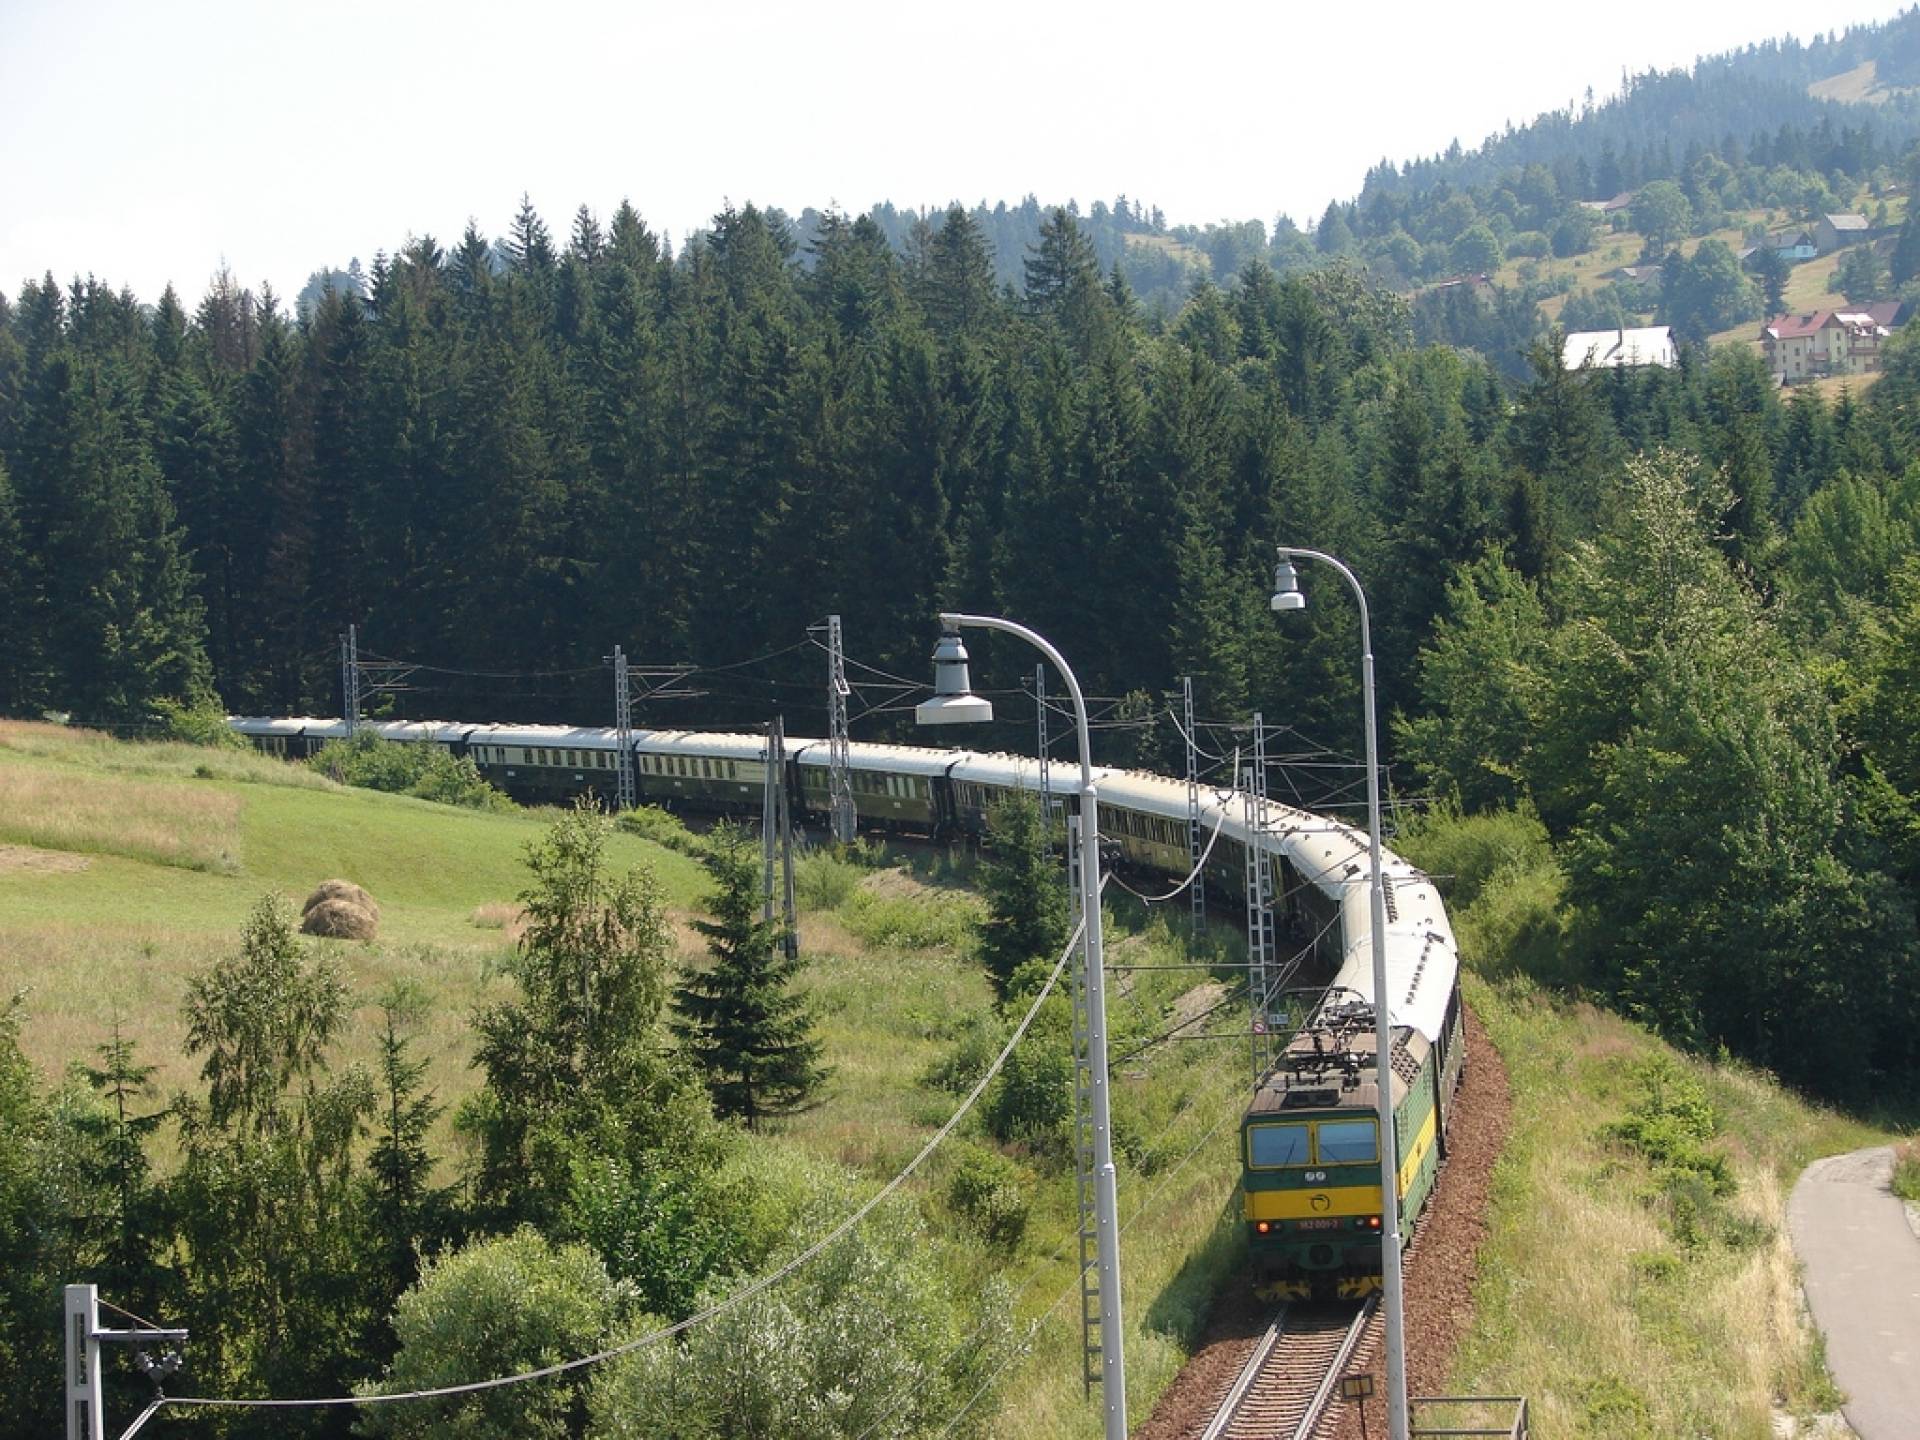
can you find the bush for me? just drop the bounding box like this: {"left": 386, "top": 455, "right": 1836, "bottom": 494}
{"left": 615, "top": 804, "right": 703, "bottom": 856}
{"left": 840, "top": 889, "right": 979, "bottom": 951}
{"left": 921, "top": 1010, "right": 1006, "bottom": 1096}
{"left": 945, "top": 1144, "right": 1033, "bottom": 1250}
{"left": 1894, "top": 1139, "right": 1920, "bottom": 1203}
{"left": 151, "top": 698, "right": 245, "bottom": 749}
{"left": 309, "top": 733, "right": 512, "bottom": 812}
{"left": 358, "top": 1229, "right": 638, "bottom": 1440}
{"left": 1394, "top": 802, "right": 1552, "bottom": 912}
{"left": 795, "top": 850, "right": 863, "bottom": 911}
{"left": 1506, "top": 230, "right": 1550, "bottom": 260}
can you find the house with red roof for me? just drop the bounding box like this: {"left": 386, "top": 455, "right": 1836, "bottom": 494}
{"left": 1760, "top": 309, "right": 1893, "bottom": 384}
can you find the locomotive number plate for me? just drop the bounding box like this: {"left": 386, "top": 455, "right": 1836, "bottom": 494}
{"left": 1295, "top": 1218, "right": 1342, "bottom": 1230}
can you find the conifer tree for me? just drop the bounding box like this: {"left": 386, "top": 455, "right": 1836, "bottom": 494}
{"left": 672, "top": 823, "right": 826, "bottom": 1127}
{"left": 976, "top": 794, "right": 1070, "bottom": 999}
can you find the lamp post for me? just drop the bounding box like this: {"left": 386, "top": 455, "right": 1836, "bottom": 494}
{"left": 1270, "top": 548, "right": 1408, "bottom": 1440}
{"left": 917, "top": 615, "right": 1129, "bottom": 1440}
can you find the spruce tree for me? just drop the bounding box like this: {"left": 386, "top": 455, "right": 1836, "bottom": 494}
{"left": 672, "top": 824, "right": 826, "bottom": 1127}
{"left": 976, "top": 793, "right": 1070, "bottom": 999}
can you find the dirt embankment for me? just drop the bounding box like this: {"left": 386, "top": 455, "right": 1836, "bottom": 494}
{"left": 1131, "top": 1003, "right": 1514, "bottom": 1440}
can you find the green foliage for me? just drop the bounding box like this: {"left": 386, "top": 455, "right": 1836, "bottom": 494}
{"left": 310, "top": 731, "right": 512, "bottom": 811}
{"left": 588, "top": 1201, "right": 1015, "bottom": 1440}
{"left": 1631, "top": 180, "right": 1693, "bottom": 252}
{"left": 975, "top": 794, "right": 1069, "bottom": 999}
{"left": 151, "top": 696, "right": 246, "bottom": 748}
{"left": 358, "top": 1228, "right": 638, "bottom": 1440}
{"left": 943, "top": 1142, "right": 1034, "bottom": 1250}
{"left": 613, "top": 803, "right": 702, "bottom": 855}
{"left": 672, "top": 823, "right": 828, "bottom": 1127}
{"left": 1606, "top": 1057, "right": 1733, "bottom": 1196}
{"left": 1893, "top": 1141, "right": 1920, "bottom": 1203}
{"left": 794, "top": 848, "right": 864, "bottom": 910}
{"left": 468, "top": 799, "right": 702, "bottom": 1226}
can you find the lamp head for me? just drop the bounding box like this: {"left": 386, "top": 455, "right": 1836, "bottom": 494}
{"left": 1271, "top": 557, "right": 1307, "bottom": 613}
{"left": 916, "top": 630, "right": 994, "bottom": 726}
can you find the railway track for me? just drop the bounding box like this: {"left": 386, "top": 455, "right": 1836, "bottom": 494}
{"left": 1197, "top": 1297, "right": 1375, "bottom": 1440}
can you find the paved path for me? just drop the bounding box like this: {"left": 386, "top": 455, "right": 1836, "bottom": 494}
{"left": 1789, "top": 1147, "right": 1920, "bottom": 1440}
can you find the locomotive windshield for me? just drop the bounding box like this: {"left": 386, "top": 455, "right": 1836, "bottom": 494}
{"left": 1313, "top": 1120, "right": 1379, "bottom": 1164}
{"left": 1247, "top": 1123, "right": 1310, "bottom": 1167}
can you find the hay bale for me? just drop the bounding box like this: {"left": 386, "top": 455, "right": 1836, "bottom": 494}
{"left": 303, "top": 879, "right": 380, "bottom": 922}
{"left": 301, "top": 897, "right": 378, "bottom": 941}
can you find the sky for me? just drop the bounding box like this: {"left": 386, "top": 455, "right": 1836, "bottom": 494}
{"left": 0, "top": 0, "right": 1910, "bottom": 306}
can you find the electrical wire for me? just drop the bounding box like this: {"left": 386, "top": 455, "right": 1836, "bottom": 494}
{"left": 928, "top": 1074, "right": 1250, "bottom": 1437}
{"left": 155, "top": 909, "right": 1091, "bottom": 1415}
{"left": 1102, "top": 811, "right": 1229, "bottom": 905}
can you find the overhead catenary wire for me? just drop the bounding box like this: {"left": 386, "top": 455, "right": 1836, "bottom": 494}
{"left": 154, "top": 904, "right": 1094, "bottom": 1416}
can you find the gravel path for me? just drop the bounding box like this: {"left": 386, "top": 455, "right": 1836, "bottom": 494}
{"left": 1130, "top": 1003, "right": 1513, "bottom": 1440}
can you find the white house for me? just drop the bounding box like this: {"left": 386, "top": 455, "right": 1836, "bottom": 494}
{"left": 1561, "top": 325, "right": 1678, "bottom": 370}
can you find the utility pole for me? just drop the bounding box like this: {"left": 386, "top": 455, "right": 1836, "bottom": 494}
{"left": 610, "top": 645, "right": 636, "bottom": 812}
{"left": 825, "top": 615, "right": 856, "bottom": 845}
{"left": 1037, "top": 664, "right": 1054, "bottom": 858}
{"left": 1184, "top": 676, "right": 1205, "bottom": 938}
{"left": 64, "top": 1284, "right": 186, "bottom": 1440}
{"left": 1243, "top": 713, "right": 1276, "bottom": 1078}
{"left": 338, "top": 627, "right": 415, "bottom": 734}
{"left": 762, "top": 716, "right": 780, "bottom": 928}
{"left": 339, "top": 625, "right": 361, "bottom": 738}
{"left": 760, "top": 715, "right": 799, "bottom": 959}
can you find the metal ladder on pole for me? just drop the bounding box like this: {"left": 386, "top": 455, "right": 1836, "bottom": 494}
{"left": 1243, "top": 714, "right": 1276, "bottom": 1078}
{"left": 826, "top": 616, "right": 856, "bottom": 845}
{"left": 1185, "top": 677, "right": 1206, "bottom": 938}
{"left": 611, "top": 645, "right": 636, "bottom": 812}
{"left": 1067, "top": 812, "right": 1101, "bottom": 1394}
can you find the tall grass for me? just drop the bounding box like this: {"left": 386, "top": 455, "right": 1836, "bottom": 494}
{"left": 1402, "top": 805, "right": 1881, "bottom": 1435}
{"left": 0, "top": 719, "right": 335, "bottom": 790}
{"left": 0, "top": 761, "right": 243, "bottom": 872}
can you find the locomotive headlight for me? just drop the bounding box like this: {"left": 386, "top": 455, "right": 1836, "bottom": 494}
{"left": 1255, "top": 1221, "right": 1272, "bottom": 1235}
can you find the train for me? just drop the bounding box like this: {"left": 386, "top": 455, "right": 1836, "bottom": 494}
{"left": 228, "top": 713, "right": 1463, "bottom": 1297}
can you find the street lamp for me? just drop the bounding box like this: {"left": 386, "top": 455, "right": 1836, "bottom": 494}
{"left": 918, "top": 613, "right": 1129, "bottom": 1440}
{"left": 1270, "top": 547, "right": 1409, "bottom": 1440}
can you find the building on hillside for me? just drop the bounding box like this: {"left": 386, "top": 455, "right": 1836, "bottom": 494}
{"left": 1760, "top": 309, "right": 1892, "bottom": 383}
{"left": 1579, "top": 190, "right": 1638, "bottom": 214}
{"left": 1816, "top": 214, "right": 1872, "bottom": 253}
{"left": 1561, "top": 325, "right": 1677, "bottom": 370}
{"left": 1767, "top": 228, "right": 1819, "bottom": 261}
{"left": 1605, "top": 264, "right": 1665, "bottom": 284}
{"left": 1425, "top": 273, "right": 1495, "bottom": 301}
{"left": 1863, "top": 299, "right": 1908, "bottom": 330}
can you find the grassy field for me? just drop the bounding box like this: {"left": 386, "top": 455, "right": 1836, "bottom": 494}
{"left": 0, "top": 719, "right": 708, "bottom": 1126}
{"left": 1402, "top": 814, "right": 1889, "bottom": 1438}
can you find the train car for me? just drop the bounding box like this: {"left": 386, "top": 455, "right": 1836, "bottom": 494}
{"left": 632, "top": 730, "right": 785, "bottom": 814}
{"left": 793, "top": 740, "right": 954, "bottom": 834}
{"left": 467, "top": 724, "right": 624, "bottom": 805}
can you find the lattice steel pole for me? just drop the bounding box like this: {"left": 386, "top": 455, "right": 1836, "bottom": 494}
{"left": 1184, "top": 676, "right": 1205, "bottom": 938}
{"left": 1037, "top": 664, "right": 1054, "bottom": 858}
{"left": 826, "top": 615, "right": 856, "bottom": 844}
{"left": 340, "top": 625, "right": 361, "bottom": 738}
{"left": 610, "top": 646, "right": 636, "bottom": 812}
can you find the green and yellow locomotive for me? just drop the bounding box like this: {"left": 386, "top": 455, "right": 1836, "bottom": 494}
{"left": 1244, "top": 975, "right": 1465, "bottom": 1299}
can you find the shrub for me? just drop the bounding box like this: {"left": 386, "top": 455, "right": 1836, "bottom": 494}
{"left": 151, "top": 699, "right": 246, "bottom": 749}
{"left": 1894, "top": 1139, "right": 1920, "bottom": 1203}
{"left": 921, "top": 1010, "right": 1006, "bottom": 1096}
{"left": 1395, "top": 802, "right": 1551, "bottom": 912}
{"left": 309, "top": 733, "right": 512, "bottom": 812}
{"left": 794, "top": 849, "right": 863, "bottom": 911}
{"left": 945, "top": 1144, "right": 1033, "bottom": 1250}
{"left": 614, "top": 804, "right": 703, "bottom": 855}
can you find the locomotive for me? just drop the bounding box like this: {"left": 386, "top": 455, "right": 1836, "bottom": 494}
{"left": 229, "top": 713, "right": 1463, "bottom": 1295}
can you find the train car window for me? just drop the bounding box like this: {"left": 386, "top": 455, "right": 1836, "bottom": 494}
{"left": 1247, "top": 1123, "right": 1311, "bottom": 1168}
{"left": 1314, "top": 1120, "right": 1378, "bottom": 1165}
